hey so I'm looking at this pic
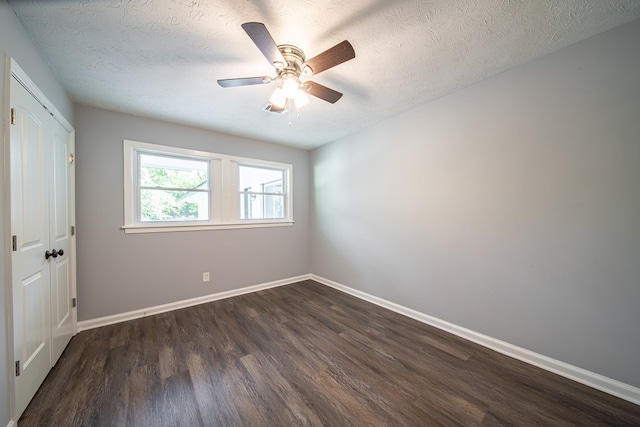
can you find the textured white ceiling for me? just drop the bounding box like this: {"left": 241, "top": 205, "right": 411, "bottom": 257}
{"left": 9, "top": 1, "right": 640, "bottom": 149}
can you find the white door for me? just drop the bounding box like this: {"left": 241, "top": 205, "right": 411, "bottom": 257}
{"left": 10, "top": 74, "right": 75, "bottom": 418}
{"left": 10, "top": 76, "right": 52, "bottom": 417}
{"left": 50, "top": 116, "right": 74, "bottom": 363}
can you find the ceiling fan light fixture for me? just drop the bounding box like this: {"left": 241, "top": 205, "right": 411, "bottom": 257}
{"left": 282, "top": 76, "right": 299, "bottom": 99}
{"left": 269, "top": 87, "right": 287, "bottom": 109}
{"left": 294, "top": 89, "right": 309, "bottom": 108}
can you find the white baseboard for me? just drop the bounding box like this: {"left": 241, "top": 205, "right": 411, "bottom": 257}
{"left": 6, "top": 420, "right": 15, "bottom": 427}
{"left": 310, "top": 274, "right": 640, "bottom": 406}
{"left": 77, "top": 274, "right": 311, "bottom": 331}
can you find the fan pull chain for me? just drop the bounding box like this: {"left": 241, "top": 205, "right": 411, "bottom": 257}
{"left": 285, "top": 99, "right": 301, "bottom": 127}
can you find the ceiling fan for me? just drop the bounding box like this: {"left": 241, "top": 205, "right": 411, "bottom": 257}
{"left": 218, "top": 22, "right": 355, "bottom": 113}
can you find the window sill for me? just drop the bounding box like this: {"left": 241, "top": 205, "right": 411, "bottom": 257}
{"left": 122, "top": 221, "right": 294, "bottom": 234}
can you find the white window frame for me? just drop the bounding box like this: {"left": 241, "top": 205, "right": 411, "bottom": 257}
{"left": 123, "top": 140, "right": 293, "bottom": 233}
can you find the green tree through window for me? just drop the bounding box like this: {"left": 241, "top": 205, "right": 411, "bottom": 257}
{"left": 139, "top": 154, "right": 209, "bottom": 222}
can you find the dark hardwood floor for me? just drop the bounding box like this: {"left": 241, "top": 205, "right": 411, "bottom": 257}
{"left": 20, "top": 280, "right": 640, "bottom": 426}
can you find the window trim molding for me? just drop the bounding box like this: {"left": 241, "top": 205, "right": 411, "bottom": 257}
{"left": 121, "top": 221, "right": 294, "bottom": 234}
{"left": 123, "top": 139, "right": 294, "bottom": 233}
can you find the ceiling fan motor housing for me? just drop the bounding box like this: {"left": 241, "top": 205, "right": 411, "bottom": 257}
{"left": 277, "top": 44, "right": 307, "bottom": 79}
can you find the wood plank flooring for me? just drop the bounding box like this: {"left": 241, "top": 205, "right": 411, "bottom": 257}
{"left": 20, "top": 280, "right": 640, "bottom": 426}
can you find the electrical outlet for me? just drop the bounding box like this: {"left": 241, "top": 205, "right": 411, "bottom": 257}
{"left": 202, "top": 272, "right": 210, "bottom": 283}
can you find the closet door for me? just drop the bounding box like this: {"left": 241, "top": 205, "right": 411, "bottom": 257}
{"left": 50, "top": 117, "right": 74, "bottom": 363}
{"left": 10, "top": 76, "right": 52, "bottom": 418}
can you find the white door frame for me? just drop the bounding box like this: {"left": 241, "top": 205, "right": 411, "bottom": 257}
{"left": 3, "top": 56, "right": 77, "bottom": 422}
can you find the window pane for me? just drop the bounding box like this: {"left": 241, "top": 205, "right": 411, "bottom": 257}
{"left": 238, "top": 165, "right": 284, "bottom": 194}
{"left": 140, "top": 153, "right": 208, "bottom": 190}
{"left": 140, "top": 189, "right": 209, "bottom": 222}
{"left": 138, "top": 153, "right": 210, "bottom": 222}
{"left": 238, "top": 165, "right": 285, "bottom": 220}
{"left": 240, "top": 194, "right": 284, "bottom": 220}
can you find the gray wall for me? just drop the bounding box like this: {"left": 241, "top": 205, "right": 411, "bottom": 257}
{"left": 310, "top": 19, "right": 640, "bottom": 388}
{"left": 74, "top": 105, "right": 310, "bottom": 320}
{"left": 0, "top": 0, "right": 74, "bottom": 424}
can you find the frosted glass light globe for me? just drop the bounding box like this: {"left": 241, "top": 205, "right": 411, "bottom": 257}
{"left": 282, "top": 77, "right": 299, "bottom": 99}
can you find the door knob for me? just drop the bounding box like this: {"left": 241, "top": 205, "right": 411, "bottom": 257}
{"left": 45, "top": 249, "right": 60, "bottom": 260}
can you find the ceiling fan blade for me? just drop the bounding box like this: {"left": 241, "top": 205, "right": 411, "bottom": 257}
{"left": 218, "top": 76, "right": 272, "bottom": 88}
{"left": 303, "top": 81, "right": 343, "bottom": 104}
{"left": 241, "top": 22, "right": 286, "bottom": 67}
{"left": 303, "top": 40, "right": 355, "bottom": 76}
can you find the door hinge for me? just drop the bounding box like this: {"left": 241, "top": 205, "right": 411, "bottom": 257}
{"left": 12, "top": 235, "right": 17, "bottom": 251}
{"left": 69, "top": 153, "right": 75, "bottom": 164}
{"left": 71, "top": 225, "right": 75, "bottom": 236}
{"left": 10, "top": 108, "right": 16, "bottom": 125}
{"left": 15, "top": 361, "right": 20, "bottom": 377}
{"left": 72, "top": 297, "right": 77, "bottom": 308}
